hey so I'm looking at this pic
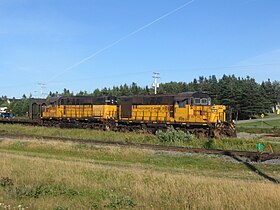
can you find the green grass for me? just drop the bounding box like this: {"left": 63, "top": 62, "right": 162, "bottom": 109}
{"left": 237, "top": 118, "right": 280, "bottom": 135}
{"left": 252, "top": 113, "right": 280, "bottom": 119}
{"left": 0, "top": 139, "right": 279, "bottom": 181}
{"left": 238, "top": 127, "right": 280, "bottom": 135}
{"left": 238, "top": 119, "right": 280, "bottom": 128}
{"left": 1, "top": 124, "right": 280, "bottom": 153}
{"left": 2, "top": 139, "right": 280, "bottom": 179}
{"left": 0, "top": 123, "right": 159, "bottom": 144}
{"left": 0, "top": 140, "right": 243, "bottom": 176}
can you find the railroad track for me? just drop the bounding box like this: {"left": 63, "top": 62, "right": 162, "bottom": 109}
{"left": 0, "top": 133, "right": 279, "bottom": 162}
{"left": 0, "top": 118, "right": 37, "bottom": 125}
{"left": 262, "top": 134, "right": 280, "bottom": 138}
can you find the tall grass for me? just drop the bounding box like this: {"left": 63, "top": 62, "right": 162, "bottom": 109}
{"left": 0, "top": 124, "right": 158, "bottom": 143}
{"left": 0, "top": 144, "right": 279, "bottom": 210}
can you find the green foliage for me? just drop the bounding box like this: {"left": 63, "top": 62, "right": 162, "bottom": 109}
{"left": 104, "top": 195, "right": 137, "bottom": 209}
{"left": 54, "top": 207, "right": 70, "bottom": 210}
{"left": 0, "top": 177, "right": 14, "bottom": 187}
{"left": 5, "top": 96, "right": 31, "bottom": 117}
{"left": 204, "top": 139, "right": 216, "bottom": 149}
{"left": 9, "top": 141, "right": 28, "bottom": 150}
{"left": 1, "top": 182, "right": 82, "bottom": 199}
{"left": 156, "top": 127, "right": 194, "bottom": 143}
{"left": 0, "top": 175, "right": 137, "bottom": 209}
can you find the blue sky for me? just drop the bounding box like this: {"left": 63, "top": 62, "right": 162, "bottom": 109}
{"left": 0, "top": 0, "right": 280, "bottom": 98}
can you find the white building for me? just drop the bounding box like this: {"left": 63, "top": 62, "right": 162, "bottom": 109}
{"left": 0, "top": 107, "right": 7, "bottom": 113}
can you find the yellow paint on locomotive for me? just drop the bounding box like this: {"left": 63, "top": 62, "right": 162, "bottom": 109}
{"left": 42, "top": 101, "right": 226, "bottom": 124}
{"left": 174, "top": 105, "right": 226, "bottom": 123}
{"left": 208, "top": 105, "right": 226, "bottom": 122}
{"left": 42, "top": 105, "right": 117, "bottom": 119}
{"left": 121, "top": 105, "right": 172, "bottom": 121}
{"left": 119, "top": 104, "right": 226, "bottom": 123}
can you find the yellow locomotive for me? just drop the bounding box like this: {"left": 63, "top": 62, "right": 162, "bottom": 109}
{"left": 42, "top": 96, "right": 117, "bottom": 120}
{"left": 41, "top": 92, "right": 236, "bottom": 138}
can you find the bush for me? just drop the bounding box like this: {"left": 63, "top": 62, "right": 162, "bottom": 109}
{"left": 0, "top": 177, "right": 13, "bottom": 187}
{"left": 156, "top": 127, "right": 194, "bottom": 143}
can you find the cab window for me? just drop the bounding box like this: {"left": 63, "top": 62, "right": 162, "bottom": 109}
{"left": 195, "top": 98, "right": 200, "bottom": 104}
{"left": 179, "top": 100, "right": 187, "bottom": 108}
{"left": 201, "top": 98, "right": 208, "bottom": 105}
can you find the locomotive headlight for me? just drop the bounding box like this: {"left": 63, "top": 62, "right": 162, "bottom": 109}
{"left": 211, "top": 109, "right": 217, "bottom": 113}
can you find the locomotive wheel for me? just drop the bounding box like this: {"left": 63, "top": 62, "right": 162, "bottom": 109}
{"left": 194, "top": 129, "right": 209, "bottom": 139}
{"left": 213, "top": 122, "right": 236, "bottom": 138}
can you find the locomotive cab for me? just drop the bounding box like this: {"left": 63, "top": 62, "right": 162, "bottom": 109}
{"left": 173, "top": 92, "right": 215, "bottom": 123}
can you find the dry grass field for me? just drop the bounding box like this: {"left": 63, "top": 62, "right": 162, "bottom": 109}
{"left": 0, "top": 138, "right": 280, "bottom": 210}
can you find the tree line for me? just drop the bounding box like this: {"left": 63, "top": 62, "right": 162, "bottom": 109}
{"left": 1, "top": 75, "right": 280, "bottom": 120}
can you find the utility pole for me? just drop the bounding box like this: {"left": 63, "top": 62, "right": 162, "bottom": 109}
{"left": 152, "top": 72, "right": 160, "bottom": 94}
{"left": 38, "top": 82, "right": 46, "bottom": 98}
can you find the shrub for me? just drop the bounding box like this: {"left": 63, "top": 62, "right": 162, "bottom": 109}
{"left": 156, "top": 127, "right": 194, "bottom": 143}
{"left": 104, "top": 195, "right": 136, "bottom": 209}
{"left": 0, "top": 177, "right": 13, "bottom": 187}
